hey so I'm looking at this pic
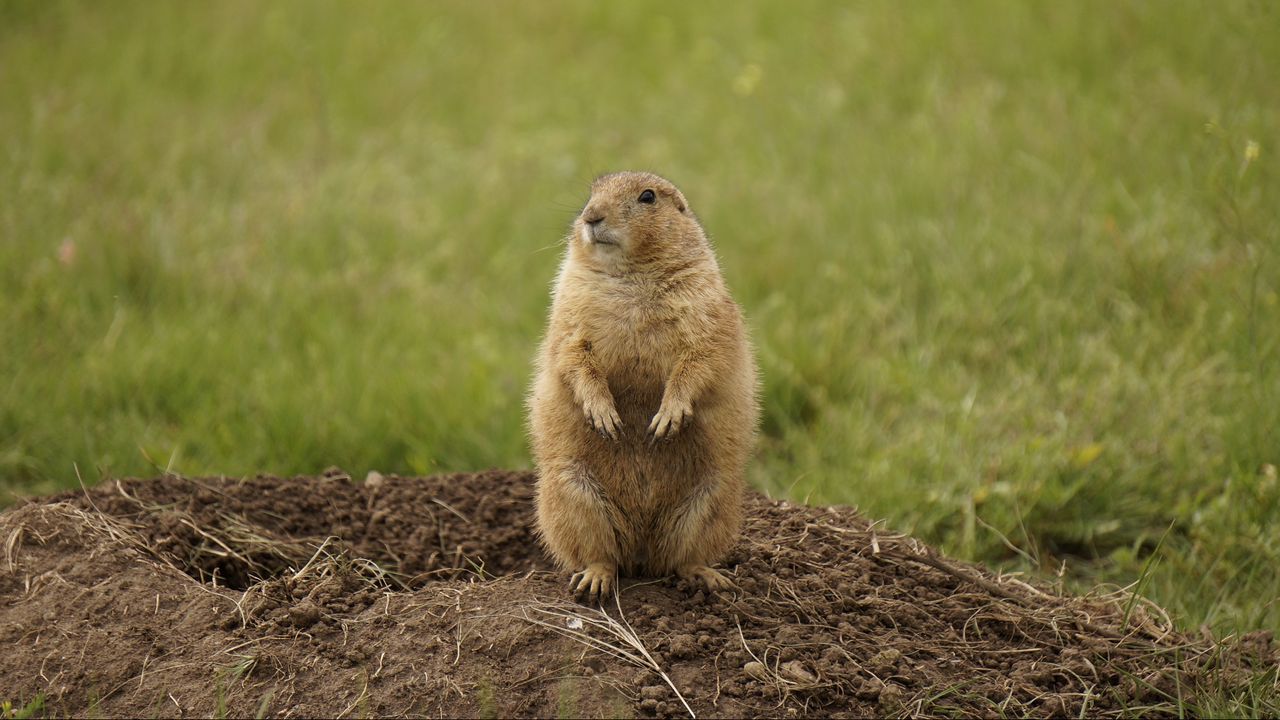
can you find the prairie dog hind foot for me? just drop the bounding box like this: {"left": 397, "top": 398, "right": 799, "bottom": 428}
{"left": 677, "top": 564, "right": 735, "bottom": 593}
{"left": 570, "top": 562, "right": 617, "bottom": 604}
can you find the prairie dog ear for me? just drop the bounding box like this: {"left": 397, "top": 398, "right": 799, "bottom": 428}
{"left": 667, "top": 188, "right": 688, "bottom": 213}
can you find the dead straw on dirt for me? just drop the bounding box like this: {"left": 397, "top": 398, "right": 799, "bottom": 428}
{"left": 108, "top": 478, "right": 319, "bottom": 588}
{"left": 5, "top": 472, "right": 1275, "bottom": 717}
{"left": 727, "top": 510, "right": 1259, "bottom": 716}
{"left": 519, "top": 590, "right": 698, "bottom": 718}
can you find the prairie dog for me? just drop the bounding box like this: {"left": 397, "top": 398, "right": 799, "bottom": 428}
{"left": 528, "top": 171, "right": 759, "bottom": 601}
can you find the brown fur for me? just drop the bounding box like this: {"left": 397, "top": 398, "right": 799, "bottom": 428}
{"left": 527, "top": 171, "right": 760, "bottom": 600}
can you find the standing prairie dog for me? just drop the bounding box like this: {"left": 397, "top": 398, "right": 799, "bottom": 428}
{"left": 528, "top": 171, "right": 760, "bottom": 601}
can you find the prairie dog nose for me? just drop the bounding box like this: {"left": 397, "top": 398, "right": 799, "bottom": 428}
{"left": 581, "top": 205, "right": 606, "bottom": 225}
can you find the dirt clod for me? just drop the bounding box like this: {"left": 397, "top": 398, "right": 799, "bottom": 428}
{"left": 1, "top": 470, "right": 1273, "bottom": 717}
{"left": 878, "top": 682, "right": 905, "bottom": 708}
{"left": 286, "top": 600, "right": 321, "bottom": 628}
{"left": 870, "top": 647, "right": 902, "bottom": 675}
{"left": 640, "top": 685, "right": 666, "bottom": 701}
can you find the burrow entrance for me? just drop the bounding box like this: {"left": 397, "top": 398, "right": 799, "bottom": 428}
{"left": 66, "top": 469, "right": 547, "bottom": 591}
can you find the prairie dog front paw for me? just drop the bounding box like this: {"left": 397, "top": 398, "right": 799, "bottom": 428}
{"left": 648, "top": 398, "right": 692, "bottom": 440}
{"left": 583, "top": 396, "right": 623, "bottom": 439}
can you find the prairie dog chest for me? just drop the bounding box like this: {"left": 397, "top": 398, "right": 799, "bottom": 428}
{"left": 575, "top": 279, "right": 692, "bottom": 379}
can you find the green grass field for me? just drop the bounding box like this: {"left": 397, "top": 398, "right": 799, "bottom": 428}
{"left": 2, "top": 0, "right": 1277, "bottom": 680}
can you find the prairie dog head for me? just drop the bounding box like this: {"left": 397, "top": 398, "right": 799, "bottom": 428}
{"left": 571, "top": 171, "right": 707, "bottom": 270}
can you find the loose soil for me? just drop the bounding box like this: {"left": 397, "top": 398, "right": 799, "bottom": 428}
{"left": 1, "top": 470, "right": 1273, "bottom": 718}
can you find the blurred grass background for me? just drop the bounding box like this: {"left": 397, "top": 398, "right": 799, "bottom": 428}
{"left": 1, "top": 0, "right": 1277, "bottom": 645}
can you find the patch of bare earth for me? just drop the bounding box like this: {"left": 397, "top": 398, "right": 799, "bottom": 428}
{"left": 1, "top": 470, "right": 1273, "bottom": 717}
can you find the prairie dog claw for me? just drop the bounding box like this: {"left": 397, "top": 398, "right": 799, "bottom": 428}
{"left": 570, "top": 563, "right": 617, "bottom": 603}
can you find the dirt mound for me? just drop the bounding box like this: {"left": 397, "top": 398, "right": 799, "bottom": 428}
{"left": 1, "top": 471, "right": 1272, "bottom": 717}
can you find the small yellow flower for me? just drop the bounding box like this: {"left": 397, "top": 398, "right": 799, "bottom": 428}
{"left": 1070, "top": 442, "right": 1104, "bottom": 469}
{"left": 1244, "top": 139, "right": 1260, "bottom": 163}
{"left": 733, "top": 63, "right": 763, "bottom": 97}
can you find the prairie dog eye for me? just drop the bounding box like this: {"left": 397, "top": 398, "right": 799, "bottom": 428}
{"left": 638, "top": 189, "right": 656, "bottom": 204}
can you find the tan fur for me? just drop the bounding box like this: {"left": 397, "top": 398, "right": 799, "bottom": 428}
{"left": 527, "top": 171, "right": 760, "bottom": 600}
